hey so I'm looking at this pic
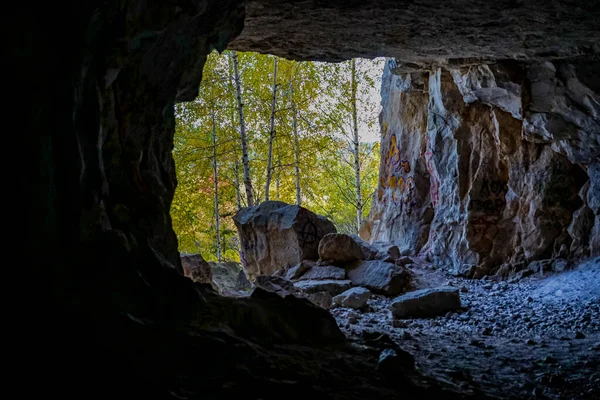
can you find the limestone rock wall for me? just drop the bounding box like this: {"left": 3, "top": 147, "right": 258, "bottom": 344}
{"left": 368, "top": 58, "right": 599, "bottom": 276}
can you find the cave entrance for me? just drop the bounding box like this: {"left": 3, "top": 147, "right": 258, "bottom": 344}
{"left": 172, "top": 50, "right": 385, "bottom": 294}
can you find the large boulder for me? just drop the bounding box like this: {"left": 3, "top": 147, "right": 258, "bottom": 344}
{"left": 293, "top": 279, "right": 352, "bottom": 296}
{"left": 347, "top": 260, "right": 411, "bottom": 296}
{"left": 333, "top": 287, "right": 371, "bottom": 309}
{"left": 234, "top": 201, "right": 336, "bottom": 281}
{"left": 391, "top": 287, "right": 461, "bottom": 319}
{"left": 181, "top": 254, "right": 213, "bottom": 286}
{"left": 318, "top": 233, "right": 378, "bottom": 264}
{"left": 210, "top": 261, "right": 252, "bottom": 295}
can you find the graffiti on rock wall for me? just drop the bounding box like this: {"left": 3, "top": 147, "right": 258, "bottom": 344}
{"left": 379, "top": 132, "right": 416, "bottom": 209}
{"left": 298, "top": 220, "right": 318, "bottom": 247}
{"left": 470, "top": 179, "right": 508, "bottom": 216}
{"left": 469, "top": 178, "right": 508, "bottom": 238}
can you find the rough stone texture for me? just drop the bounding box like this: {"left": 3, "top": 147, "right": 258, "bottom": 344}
{"left": 373, "top": 243, "right": 402, "bottom": 263}
{"left": 297, "top": 265, "right": 347, "bottom": 281}
{"left": 254, "top": 275, "right": 296, "bottom": 297}
{"left": 366, "top": 58, "right": 598, "bottom": 276}
{"left": 234, "top": 201, "right": 336, "bottom": 281}
{"left": 231, "top": 1, "right": 600, "bottom": 62}
{"left": 210, "top": 261, "right": 252, "bottom": 294}
{"left": 284, "top": 260, "right": 317, "bottom": 281}
{"left": 305, "top": 291, "right": 334, "bottom": 310}
{"left": 347, "top": 260, "right": 411, "bottom": 296}
{"left": 181, "top": 254, "right": 213, "bottom": 285}
{"left": 318, "top": 233, "right": 372, "bottom": 264}
{"left": 333, "top": 287, "right": 371, "bottom": 309}
{"left": 293, "top": 279, "right": 353, "bottom": 296}
{"left": 391, "top": 287, "right": 462, "bottom": 319}
{"left": 588, "top": 164, "right": 600, "bottom": 255}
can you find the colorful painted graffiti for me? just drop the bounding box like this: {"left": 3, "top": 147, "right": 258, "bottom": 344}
{"left": 379, "top": 132, "right": 415, "bottom": 207}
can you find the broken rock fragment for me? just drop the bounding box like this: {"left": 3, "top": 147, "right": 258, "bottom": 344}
{"left": 333, "top": 287, "right": 371, "bottom": 309}
{"left": 391, "top": 287, "right": 461, "bottom": 318}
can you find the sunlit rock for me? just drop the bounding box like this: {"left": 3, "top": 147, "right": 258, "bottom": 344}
{"left": 234, "top": 201, "right": 336, "bottom": 281}
{"left": 210, "top": 261, "right": 252, "bottom": 295}
{"left": 181, "top": 254, "right": 214, "bottom": 287}
{"left": 318, "top": 233, "right": 378, "bottom": 265}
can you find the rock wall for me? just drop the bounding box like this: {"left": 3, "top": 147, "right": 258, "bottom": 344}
{"left": 368, "top": 58, "right": 599, "bottom": 276}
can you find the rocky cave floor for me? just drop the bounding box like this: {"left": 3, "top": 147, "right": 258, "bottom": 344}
{"left": 331, "top": 257, "right": 600, "bottom": 400}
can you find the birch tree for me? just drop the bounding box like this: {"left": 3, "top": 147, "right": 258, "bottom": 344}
{"left": 229, "top": 51, "right": 255, "bottom": 207}
{"left": 210, "top": 106, "right": 222, "bottom": 261}
{"left": 264, "top": 57, "right": 278, "bottom": 201}
{"left": 351, "top": 58, "right": 362, "bottom": 233}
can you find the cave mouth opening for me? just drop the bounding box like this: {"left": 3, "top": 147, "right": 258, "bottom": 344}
{"left": 170, "top": 48, "right": 600, "bottom": 399}
{"left": 171, "top": 50, "right": 386, "bottom": 292}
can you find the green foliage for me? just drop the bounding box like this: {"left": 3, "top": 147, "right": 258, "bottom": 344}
{"left": 171, "top": 51, "right": 384, "bottom": 258}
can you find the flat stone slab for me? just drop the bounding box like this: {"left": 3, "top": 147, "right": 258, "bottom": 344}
{"left": 297, "top": 265, "right": 346, "bottom": 281}
{"left": 333, "top": 287, "right": 371, "bottom": 309}
{"left": 391, "top": 287, "right": 461, "bottom": 318}
{"left": 294, "top": 279, "right": 352, "bottom": 296}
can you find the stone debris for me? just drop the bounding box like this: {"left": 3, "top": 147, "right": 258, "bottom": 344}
{"left": 391, "top": 287, "right": 461, "bottom": 318}
{"left": 333, "top": 287, "right": 371, "bottom": 309}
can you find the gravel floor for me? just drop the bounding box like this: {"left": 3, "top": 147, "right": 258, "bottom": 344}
{"left": 331, "top": 257, "right": 600, "bottom": 399}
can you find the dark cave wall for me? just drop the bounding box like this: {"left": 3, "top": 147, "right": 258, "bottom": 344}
{"left": 17, "top": 0, "right": 246, "bottom": 396}
{"left": 25, "top": 0, "right": 245, "bottom": 306}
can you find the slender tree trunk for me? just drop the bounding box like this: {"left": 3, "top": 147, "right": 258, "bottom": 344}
{"left": 264, "top": 57, "right": 278, "bottom": 201}
{"left": 275, "top": 157, "right": 281, "bottom": 200}
{"left": 211, "top": 107, "right": 221, "bottom": 262}
{"left": 291, "top": 80, "right": 302, "bottom": 206}
{"left": 351, "top": 58, "right": 362, "bottom": 233}
{"left": 230, "top": 107, "right": 243, "bottom": 210}
{"left": 234, "top": 160, "right": 242, "bottom": 210}
{"left": 229, "top": 51, "right": 255, "bottom": 207}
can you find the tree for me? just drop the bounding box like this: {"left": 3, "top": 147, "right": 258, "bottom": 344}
{"left": 290, "top": 74, "right": 302, "bottom": 206}
{"left": 171, "top": 50, "right": 384, "bottom": 257}
{"left": 211, "top": 106, "right": 221, "bottom": 261}
{"left": 351, "top": 58, "right": 362, "bottom": 233}
{"left": 264, "top": 56, "right": 278, "bottom": 201}
{"left": 229, "top": 51, "right": 255, "bottom": 207}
